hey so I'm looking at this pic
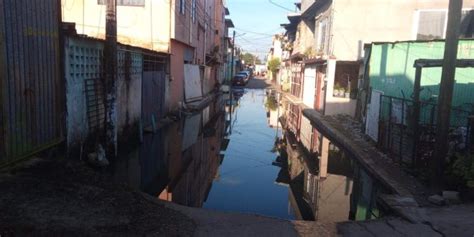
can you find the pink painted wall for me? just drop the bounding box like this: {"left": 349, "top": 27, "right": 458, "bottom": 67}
{"left": 170, "top": 40, "right": 186, "bottom": 111}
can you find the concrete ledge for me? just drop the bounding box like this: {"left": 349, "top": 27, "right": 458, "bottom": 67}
{"left": 302, "top": 109, "right": 417, "bottom": 197}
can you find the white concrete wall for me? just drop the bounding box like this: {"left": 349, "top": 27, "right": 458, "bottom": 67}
{"left": 303, "top": 65, "right": 317, "bottom": 108}
{"left": 65, "top": 37, "right": 144, "bottom": 153}
{"left": 64, "top": 37, "right": 104, "bottom": 151}
{"left": 117, "top": 57, "right": 143, "bottom": 137}
{"left": 62, "top": 0, "right": 171, "bottom": 53}
{"left": 301, "top": 0, "right": 316, "bottom": 13}
{"left": 331, "top": 0, "right": 474, "bottom": 61}
{"left": 273, "top": 37, "right": 283, "bottom": 59}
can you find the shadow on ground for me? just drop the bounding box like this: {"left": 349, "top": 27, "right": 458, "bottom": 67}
{"left": 0, "top": 157, "right": 195, "bottom": 236}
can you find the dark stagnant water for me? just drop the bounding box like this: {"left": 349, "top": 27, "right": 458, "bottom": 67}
{"left": 112, "top": 88, "right": 390, "bottom": 221}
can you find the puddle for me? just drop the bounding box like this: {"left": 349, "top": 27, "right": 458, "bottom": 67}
{"left": 111, "top": 88, "right": 390, "bottom": 221}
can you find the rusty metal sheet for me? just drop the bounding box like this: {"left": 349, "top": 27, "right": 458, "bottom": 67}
{"left": 0, "top": 0, "right": 64, "bottom": 164}
{"left": 0, "top": 0, "right": 6, "bottom": 160}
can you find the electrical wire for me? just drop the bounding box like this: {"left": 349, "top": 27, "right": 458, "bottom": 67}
{"left": 268, "top": 0, "right": 296, "bottom": 12}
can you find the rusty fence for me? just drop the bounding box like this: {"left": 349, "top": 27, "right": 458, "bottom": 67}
{"left": 378, "top": 95, "right": 473, "bottom": 172}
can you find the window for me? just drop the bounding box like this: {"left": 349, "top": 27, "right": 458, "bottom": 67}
{"left": 98, "top": 0, "right": 144, "bottom": 6}
{"left": 460, "top": 10, "right": 474, "bottom": 38}
{"left": 192, "top": 0, "right": 196, "bottom": 22}
{"left": 416, "top": 9, "right": 474, "bottom": 40}
{"left": 179, "top": 0, "right": 185, "bottom": 14}
{"left": 416, "top": 10, "right": 447, "bottom": 40}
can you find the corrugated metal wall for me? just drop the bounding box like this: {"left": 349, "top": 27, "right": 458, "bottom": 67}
{"left": 0, "top": 0, "right": 64, "bottom": 164}
{"left": 368, "top": 40, "right": 474, "bottom": 108}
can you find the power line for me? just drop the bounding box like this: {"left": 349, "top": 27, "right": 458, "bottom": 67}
{"left": 268, "top": 0, "right": 295, "bottom": 12}
{"left": 234, "top": 27, "right": 275, "bottom": 36}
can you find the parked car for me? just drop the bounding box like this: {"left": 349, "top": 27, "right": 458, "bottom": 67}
{"left": 232, "top": 75, "right": 246, "bottom": 86}
{"left": 236, "top": 72, "right": 249, "bottom": 83}
{"left": 240, "top": 70, "right": 252, "bottom": 78}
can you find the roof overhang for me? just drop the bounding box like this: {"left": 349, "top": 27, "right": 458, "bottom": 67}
{"left": 301, "top": 0, "right": 331, "bottom": 20}
{"left": 225, "top": 19, "right": 234, "bottom": 28}
{"left": 287, "top": 13, "right": 301, "bottom": 24}
{"left": 304, "top": 58, "right": 326, "bottom": 65}
{"left": 290, "top": 53, "right": 304, "bottom": 61}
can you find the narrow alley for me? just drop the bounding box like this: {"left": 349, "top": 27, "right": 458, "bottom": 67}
{"left": 1, "top": 0, "right": 474, "bottom": 236}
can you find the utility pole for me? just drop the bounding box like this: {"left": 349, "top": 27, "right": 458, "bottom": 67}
{"left": 253, "top": 50, "right": 256, "bottom": 66}
{"left": 230, "top": 30, "right": 236, "bottom": 84}
{"left": 432, "top": 0, "right": 463, "bottom": 191}
{"left": 104, "top": 0, "right": 118, "bottom": 159}
{"left": 229, "top": 31, "right": 236, "bottom": 134}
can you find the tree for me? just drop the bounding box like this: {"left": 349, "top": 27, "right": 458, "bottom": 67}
{"left": 267, "top": 57, "right": 280, "bottom": 81}
{"left": 240, "top": 52, "right": 261, "bottom": 65}
{"left": 267, "top": 58, "right": 280, "bottom": 74}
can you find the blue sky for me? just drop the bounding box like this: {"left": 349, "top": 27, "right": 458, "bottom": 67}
{"left": 226, "top": 0, "right": 297, "bottom": 60}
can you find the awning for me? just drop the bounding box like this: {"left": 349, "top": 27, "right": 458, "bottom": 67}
{"left": 225, "top": 19, "right": 234, "bottom": 28}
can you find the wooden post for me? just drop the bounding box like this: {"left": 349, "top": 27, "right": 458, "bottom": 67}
{"left": 104, "top": 0, "right": 118, "bottom": 159}
{"left": 412, "top": 66, "right": 422, "bottom": 169}
{"left": 432, "top": 0, "right": 463, "bottom": 190}
{"left": 0, "top": 0, "right": 5, "bottom": 160}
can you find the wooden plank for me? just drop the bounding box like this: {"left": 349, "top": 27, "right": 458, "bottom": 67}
{"left": 0, "top": 0, "right": 6, "bottom": 161}
{"left": 414, "top": 59, "right": 474, "bottom": 68}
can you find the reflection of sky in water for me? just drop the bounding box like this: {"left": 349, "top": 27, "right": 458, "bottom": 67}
{"left": 203, "top": 89, "right": 294, "bottom": 220}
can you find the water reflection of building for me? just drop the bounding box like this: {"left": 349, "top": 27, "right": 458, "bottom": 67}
{"left": 265, "top": 90, "right": 283, "bottom": 129}
{"left": 113, "top": 96, "right": 227, "bottom": 208}
{"left": 279, "top": 102, "right": 387, "bottom": 222}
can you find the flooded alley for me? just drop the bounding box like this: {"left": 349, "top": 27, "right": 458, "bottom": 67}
{"left": 110, "top": 79, "right": 390, "bottom": 223}
{"left": 112, "top": 86, "right": 294, "bottom": 219}
{"left": 2, "top": 0, "right": 474, "bottom": 236}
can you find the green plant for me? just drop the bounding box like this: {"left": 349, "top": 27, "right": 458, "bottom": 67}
{"left": 304, "top": 47, "right": 316, "bottom": 58}
{"left": 267, "top": 58, "right": 281, "bottom": 75}
{"left": 241, "top": 52, "right": 261, "bottom": 65}
{"left": 265, "top": 95, "right": 278, "bottom": 111}
{"left": 450, "top": 153, "right": 474, "bottom": 187}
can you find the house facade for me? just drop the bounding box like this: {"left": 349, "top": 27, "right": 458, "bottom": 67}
{"left": 275, "top": 0, "right": 474, "bottom": 193}
{"left": 282, "top": 0, "right": 474, "bottom": 117}
{"left": 170, "top": 0, "right": 228, "bottom": 110}
{"left": 58, "top": 0, "right": 233, "bottom": 159}
{"left": 62, "top": 0, "right": 171, "bottom": 53}
{"left": 63, "top": 0, "right": 231, "bottom": 113}
{"left": 362, "top": 40, "right": 474, "bottom": 167}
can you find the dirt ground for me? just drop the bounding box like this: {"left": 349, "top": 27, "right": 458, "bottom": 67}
{"left": 0, "top": 157, "right": 195, "bottom": 236}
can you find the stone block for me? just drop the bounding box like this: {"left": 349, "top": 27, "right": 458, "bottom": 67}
{"left": 428, "top": 195, "right": 446, "bottom": 206}
{"left": 442, "top": 191, "right": 460, "bottom": 204}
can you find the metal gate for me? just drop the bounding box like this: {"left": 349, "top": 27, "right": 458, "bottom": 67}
{"left": 0, "top": 0, "right": 64, "bottom": 164}
{"left": 365, "top": 90, "right": 383, "bottom": 142}
{"left": 142, "top": 54, "right": 167, "bottom": 129}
